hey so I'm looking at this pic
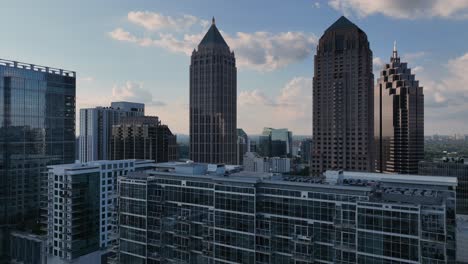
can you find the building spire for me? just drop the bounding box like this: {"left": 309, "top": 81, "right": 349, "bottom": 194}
{"left": 212, "top": 16, "right": 215, "bottom": 25}
{"left": 393, "top": 40, "right": 398, "bottom": 59}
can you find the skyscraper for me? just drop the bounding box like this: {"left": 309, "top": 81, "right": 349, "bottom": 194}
{"left": 375, "top": 43, "right": 424, "bottom": 174}
{"left": 311, "top": 16, "right": 374, "bottom": 175}
{"left": 79, "top": 101, "right": 144, "bottom": 162}
{"left": 0, "top": 58, "right": 75, "bottom": 259}
{"left": 190, "top": 18, "right": 237, "bottom": 164}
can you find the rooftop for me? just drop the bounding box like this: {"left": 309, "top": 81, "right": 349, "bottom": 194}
{"left": 325, "top": 170, "right": 458, "bottom": 187}
{"left": 0, "top": 58, "right": 75, "bottom": 77}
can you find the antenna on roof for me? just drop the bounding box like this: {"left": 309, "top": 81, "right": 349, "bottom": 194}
{"left": 393, "top": 40, "right": 398, "bottom": 59}
{"left": 212, "top": 16, "right": 215, "bottom": 25}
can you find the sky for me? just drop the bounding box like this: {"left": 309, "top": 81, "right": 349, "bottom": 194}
{"left": 1, "top": 0, "right": 468, "bottom": 136}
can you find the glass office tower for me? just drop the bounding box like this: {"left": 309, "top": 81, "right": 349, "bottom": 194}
{"left": 0, "top": 59, "right": 75, "bottom": 259}
{"left": 117, "top": 164, "right": 457, "bottom": 263}
{"left": 375, "top": 43, "right": 424, "bottom": 174}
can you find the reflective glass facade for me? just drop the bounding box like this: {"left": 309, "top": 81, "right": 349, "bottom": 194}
{"left": 258, "top": 128, "right": 293, "bottom": 158}
{"left": 0, "top": 59, "right": 75, "bottom": 230}
{"left": 117, "top": 165, "right": 457, "bottom": 263}
{"left": 375, "top": 46, "right": 424, "bottom": 174}
{"left": 419, "top": 160, "right": 468, "bottom": 215}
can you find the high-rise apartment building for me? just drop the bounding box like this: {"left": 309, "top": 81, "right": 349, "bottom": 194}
{"left": 116, "top": 163, "right": 457, "bottom": 263}
{"left": 46, "top": 160, "right": 155, "bottom": 263}
{"left": 110, "top": 116, "right": 177, "bottom": 162}
{"left": 0, "top": 58, "right": 76, "bottom": 260}
{"left": 311, "top": 16, "right": 374, "bottom": 175}
{"left": 79, "top": 101, "right": 144, "bottom": 162}
{"left": 375, "top": 43, "right": 424, "bottom": 174}
{"left": 190, "top": 18, "right": 237, "bottom": 164}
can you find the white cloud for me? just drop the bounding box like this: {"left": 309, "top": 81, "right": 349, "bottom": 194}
{"left": 109, "top": 12, "right": 317, "bottom": 71}
{"left": 373, "top": 57, "right": 385, "bottom": 68}
{"left": 328, "top": 0, "right": 468, "bottom": 19}
{"left": 227, "top": 31, "right": 317, "bottom": 71}
{"left": 238, "top": 77, "right": 312, "bottom": 134}
{"left": 412, "top": 66, "right": 424, "bottom": 73}
{"left": 417, "top": 52, "right": 468, "bottom": 134}
{"left": 112, "top": 81, "right": 166, "bottom": 106}
{"left": 127, "top": 11, "right": 207, "bottom": 31}
{"left": 313, "top": 2, "right": 321, "bottom": 8}
{"left": 109, "top": 28, "right": 138, "bottom": 42}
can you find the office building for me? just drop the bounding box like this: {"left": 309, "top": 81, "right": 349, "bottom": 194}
{"left": 311, "top": 16, "right": 374, "bottom": 175}
{"left": 79, "top": 101, "right": 144, "bottom": 162}
{"left": 237, "top": 128, "right": 249, "bottom": 165}
{"left": 375, "top": 43, "right": 424, "bottom": 174}
{"left": 190, "top": 18, "right": 237, "bottom": 164}
{"left": 0, "top": 58, "right": 76, "bottom": 260}
{"left": 110, "top": 116, "right": 177, "bottom": 162}
{"left": 258, "top": 128, "right": 293, "bottom": 158}
{"left": 419, "top": 157, "right": 468, "bottom": 215}
{"left": 46, "top": 160, "right": 155, "bottom": 263}
{"left": 117, "top": 163, "right": 456, "bottom": 263}
{"left": 243, "top": 152, "right": 291, "bottom": 174}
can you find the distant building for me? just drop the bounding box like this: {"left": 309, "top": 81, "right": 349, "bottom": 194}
{"left": 79, "top": 102, "right": 144, "bottom": 162}
{"left": 258, "top": 127, "right": 293, "bottom": 157}
{"left": 419, "top": 157, "right": 468, "bottom": 215}
{"left": 236, "top": 128, "right": 249, "bottom": 165}
{"left": 311, "top": 16, "right": 374, "bottom": 175}
{"left": 375, "top": 43, "right": 424, "bottom": 174}
{"left": 249, "top": 140, "right": 257, "bottom": 153}
{"left": 117, "top": 163, "right": 457, "bottom": 263}
{"left": 243, "top": 152, "right": 291, "bottom": 174}
{"left": 190, "top": 18, "right": 237, "bottom": 164}
{"left": 46, "top": 160, "right": 155, "bottom": 263}
{"left": 0, "top": 58, "right": 76, "bottom": 261}
{"left": 300, "top": 138, "right": 313, "bottom": 163}
{"left": 110, "top": 116, "right": 177, "bottom": 162}
{"left": 10, "top": 231, "right": 47, "bottom": 264}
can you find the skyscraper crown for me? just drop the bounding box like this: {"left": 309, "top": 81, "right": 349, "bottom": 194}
{"left": 198, "top": 17, "right": 229, "bottom": 48}
{"left": 325, "top": 16, "right": 361, "bottom": 32}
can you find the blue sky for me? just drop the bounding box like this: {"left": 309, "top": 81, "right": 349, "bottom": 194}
{"left": 1, "top": 0, "right": 468, "bottom": 135}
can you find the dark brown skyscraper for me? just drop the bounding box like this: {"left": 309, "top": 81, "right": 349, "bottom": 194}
{"left": 375, "top": 43, "right": 424, "bottom": 174}
{"left": 311, "top": 16, "right": 374, "bottom": 175}
{"left": 190, "top": 18, "right": 237, "bottom": 164}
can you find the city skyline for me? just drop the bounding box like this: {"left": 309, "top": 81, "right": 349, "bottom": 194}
{"left": 1, "top": 1, "right": 467, "bottom": 136}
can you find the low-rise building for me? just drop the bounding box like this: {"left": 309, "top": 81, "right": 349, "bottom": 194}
{"left": 10, "top": 231, "right": 47, "bottom": 264}
{"left": 243, "top": 152, "right": 291, "bottom": 173}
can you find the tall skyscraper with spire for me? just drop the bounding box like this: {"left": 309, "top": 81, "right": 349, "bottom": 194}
{"left": 190, "top": 18, "right": 237, "bottom": 164}
{"left": 311, "top": 16, "right": 374, "bottom": 175}
{"left": 375, "top": 42, "right": 424, "bottom": 174}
